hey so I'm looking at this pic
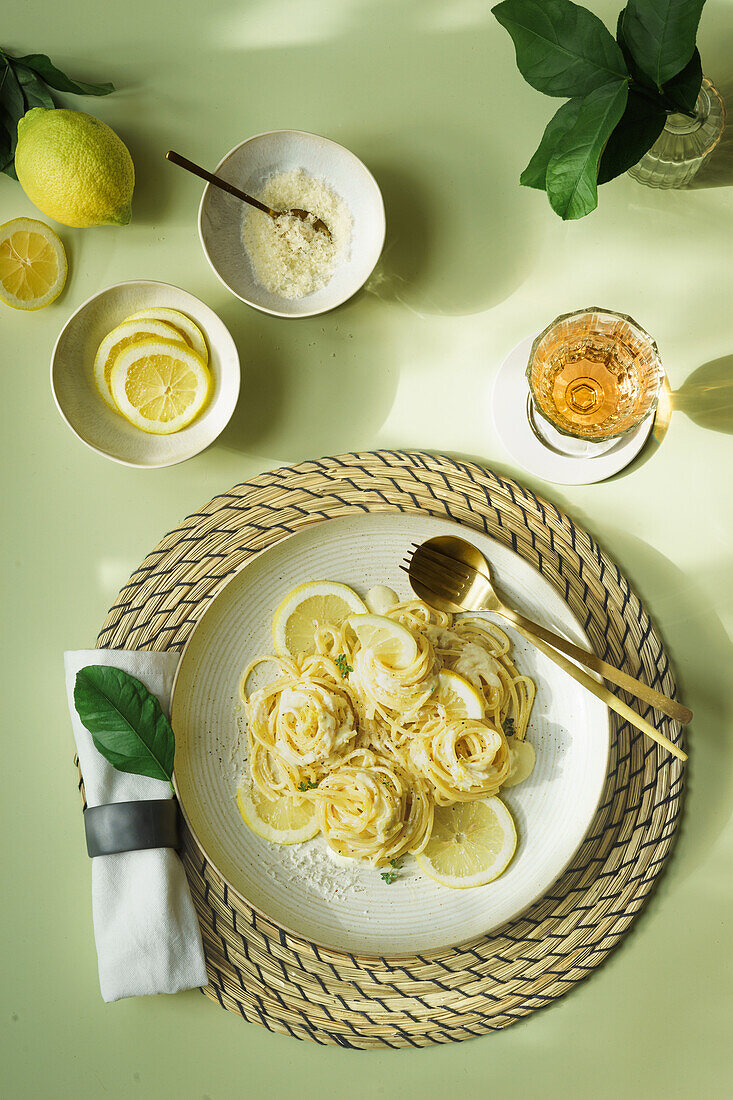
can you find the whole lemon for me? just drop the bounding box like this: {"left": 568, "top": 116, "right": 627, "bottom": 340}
{"left": 15, "top": 108, "right": 134, "bottom": 228}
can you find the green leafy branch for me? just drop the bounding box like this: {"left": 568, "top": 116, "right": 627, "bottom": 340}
{"left": 0, "top": 47, "right": 113, "bottom": 179}
{"left": 492, "top": 0, "right": 708, "bottom": 218}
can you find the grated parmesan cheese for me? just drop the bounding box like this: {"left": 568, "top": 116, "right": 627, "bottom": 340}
{"left": 242, "top": 168, "right": 352, "bottom": 299}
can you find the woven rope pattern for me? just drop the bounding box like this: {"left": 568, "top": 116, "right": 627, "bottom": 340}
{"left": 94, "top": 450, "right": 684, "bottom": 1047}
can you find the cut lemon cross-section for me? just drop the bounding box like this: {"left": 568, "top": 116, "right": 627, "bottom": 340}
{"left": 109, "top": 338, "right": 211, "bottom": 434}
{"left": 434, "top": 669, "right": 484, "bottom": 719}
{"left": 125, "top": 307, "right": 208, "bottom": 363}
{"left": 94, "top": 318, "right": 188, "bottom": 409}
{"left": 348, "top": 613, "right": 418, "bottom": 669}
{"left": 416, "top": 796, "right": 517, "bottom": 888}
{"left": 0, "top": 217, "right": 67, "bottom": 310}
{"left": 273, "top": 581, "right": 367, "bottom": 659}
{"left": 236, "top": 781, "right": 320, "bottom": 844}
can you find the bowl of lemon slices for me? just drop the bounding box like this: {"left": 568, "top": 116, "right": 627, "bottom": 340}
{"left": 51, "top": 280, "right": 240, "bottom": 467}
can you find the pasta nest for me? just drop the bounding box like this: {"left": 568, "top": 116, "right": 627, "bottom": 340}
{"left": 314, "top": 748, "right": 434, "bottom": 865}
{"left": 410, "top": 717, "right": 510, "bottom": 805}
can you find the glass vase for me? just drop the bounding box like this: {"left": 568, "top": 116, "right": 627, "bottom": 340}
{"left": 628, "top": 77, "right": 726, "bottom": 188}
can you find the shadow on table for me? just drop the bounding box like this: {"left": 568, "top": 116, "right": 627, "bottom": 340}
{"left": 212, "top": 294, "right": 400, "bottom": 460}
{"left": 610, "top": 353, "right": 733, "bottom": 478}
{"left": 673, "top": 355, "right": 733, "bottom": 433}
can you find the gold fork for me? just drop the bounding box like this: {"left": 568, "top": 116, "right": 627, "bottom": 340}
{"left": 403, "top": 536, "right": 689, "bottom": 763}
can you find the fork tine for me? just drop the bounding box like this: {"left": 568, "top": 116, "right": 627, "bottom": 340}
{"left": 409, "top": 562, "right": 465, "bottom": 602}
{"left": 413, "top": 545, "right": 472, "bottom": 584}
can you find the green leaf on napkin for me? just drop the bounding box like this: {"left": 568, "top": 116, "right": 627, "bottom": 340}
{"left": 74, "top": 665, "right": 175, "bottom": 785}
{"left": 492, "top": 0, "right": 627, "bottom": 98}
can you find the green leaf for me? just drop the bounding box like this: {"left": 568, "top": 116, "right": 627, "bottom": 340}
{"left": 597, "top": 88, "right": 666, "bottom": 183}
{"left": 521, "top": 97, "right": 583, "bottom": 189}
{"left": 13, "top": 53, "right": 114, "bottom": 96}
{"left": 616, "top": 8, "right": 654, "bottom": 88}
{"left": 546, "top": 79, "right": 629, "bottom": 219}
{"left": 0, "top": 62, "right": 26, "bottom": 177}
{"left": 1, "top": 60, "right": 25, "bottom": 124}
{"left": 13, "top": 63, "right": 55, "bottom": 110}
{"left": 621, "top": 0, "right": 706, "bottom": 88}
{"left": 662, "top": 47, "right": 702, "bottom": 114}
{"left": 0, "top": 114, "right": 14, "bottom": 174}
{"left": 74, "top": 665, "right": 175, "bottom": 783}
{"left": 492, "top": 0, "right": 628, "bottom": 98}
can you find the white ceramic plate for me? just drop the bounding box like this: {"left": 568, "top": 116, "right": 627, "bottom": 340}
{"left": 198, "top": 130, "right": 386, "bottom": 317}
{"left": 171, "top": 513, "right": 609, "bottom": 956}
{"left": 51, "top": 281, "right": 240, "bottom": 468}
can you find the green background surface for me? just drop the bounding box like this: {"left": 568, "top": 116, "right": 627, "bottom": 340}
{"left": 2, "top": 1, "right": 732, "bottom": 1097}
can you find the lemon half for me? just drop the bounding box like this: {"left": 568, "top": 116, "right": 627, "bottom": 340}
{"left": 109, "top": 338, "right": 211, "bottom": 434}
{"left": 416, "top": 797, "right": 517, "bottom": 888}
{"left": 94, "top": 319, "right": 188, "bottom": 409}
{"left": 236, "top": 781, "right": 320, "bottom": 844}
{"left": 272, "top": 581, "right": 367, "bottom": 659}
{"left": 0, "top": 218, "right": 67, "bottom": 310}
{"left": 125, "top": 307, "right": 208, "bottom": 363}
{"left": 348, "top": 613, "right": 418, "bottom": 669}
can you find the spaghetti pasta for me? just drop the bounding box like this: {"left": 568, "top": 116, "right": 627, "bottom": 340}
{"left": 240, "top": 593, "right": 536, "bottom": 867}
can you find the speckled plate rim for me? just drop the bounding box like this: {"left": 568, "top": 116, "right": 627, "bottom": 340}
{"left": 170, "top": 511, "right": 610, "bottom": 959}
{"left": 197, "top": 129, "right": 386, "bottom": 319}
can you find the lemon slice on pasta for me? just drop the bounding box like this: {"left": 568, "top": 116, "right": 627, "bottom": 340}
{"left": 272, "top": 580, "right": 367, "bottom": 658}
{"left": 435, "top": 669, "right": 484, "bottom": 719}
{"left": 236, "top": 781, "right": 320, "bottom": 844}
{"left": 348, "top": 614, "right": 418, "bottom": 669}
{"left": 416, "top": 797, "right": 517, "bottom": 888}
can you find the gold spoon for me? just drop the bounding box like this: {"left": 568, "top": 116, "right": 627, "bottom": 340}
{"left": 165, "top": 150, "right": 331, "bottom": 237}
{"left": 403, "top": 535, "right": 689, "bottom": 762}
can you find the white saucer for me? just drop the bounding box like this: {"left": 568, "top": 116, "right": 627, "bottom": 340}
{"left": 491, "top": 335, "right": 655, "bottom": 486}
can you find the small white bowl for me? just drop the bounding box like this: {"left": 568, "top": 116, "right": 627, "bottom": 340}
{"left": 198, "top": 130, "right": 385, "bottom": 317}
{"left": 51, "top": 280, "right": 240, "bottom": 467}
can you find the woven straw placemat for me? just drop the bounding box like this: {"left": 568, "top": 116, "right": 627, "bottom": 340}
{"left": 92, "top": 450, "right": 684, "bottom": 1048}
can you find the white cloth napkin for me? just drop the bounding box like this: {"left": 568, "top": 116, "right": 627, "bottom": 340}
{"left": 64, "top": 649, "right": 208, "bottom": 1002}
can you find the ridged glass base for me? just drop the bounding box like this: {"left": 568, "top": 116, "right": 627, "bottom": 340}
{"left": 628, "top": 77, "right": 726, "bottom": 189}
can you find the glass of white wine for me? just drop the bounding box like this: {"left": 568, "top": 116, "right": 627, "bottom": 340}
{"left": 526, "top": 307, "right": 664, "bottom": 458}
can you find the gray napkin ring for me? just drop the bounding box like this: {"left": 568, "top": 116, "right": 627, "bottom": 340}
{"left": 84, "top": 799, "right": 180, "bottom": 857}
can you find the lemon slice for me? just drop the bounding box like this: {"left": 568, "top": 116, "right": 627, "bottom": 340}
{"left": 109, "top": 338, "right": 211, "bottom": 434}
{"left": 93, "top": 319, "right": 188, "bottom": 409}
{"left": 434, "top": 669, "right": 484, "bottom": 719}
{"left": 272, "top": 581, "right": 367, "bottom": 659}
{"left": 0, "top": 218, "right": 67, "bottom": 310}
{"left": 502, "top": 738, "right": 536, "bottom": 788}
{"left": 124, "top": 307, "right": 208, "bottom": 363}
{"left": 416, "top": 797, "right": 517, "bottom": 888}
{"left": 348, "top": 614, "right": 418, "bottom": 669}
{"left": 236, "top": 781, "right": 320, "bottom": 844}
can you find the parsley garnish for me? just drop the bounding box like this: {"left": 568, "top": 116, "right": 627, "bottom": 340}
{"left": 381, "top": 858, "right": 403, "bottom": 884}
{"left": 297, "top": 778, "right": 319, "bottom": 792}
{"left": 335, "top": 653, "right": 353, "bottom": 679}
{"left": 504, "top": 717, "right": 515, "bottom": 737}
